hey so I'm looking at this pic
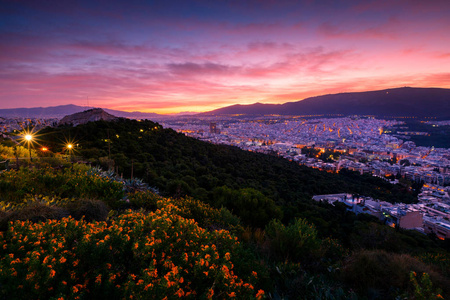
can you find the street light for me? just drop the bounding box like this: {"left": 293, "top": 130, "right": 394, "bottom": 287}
{"left": 24, "top": 133, "right": 33, "bottom": 161}
{"left": 66, "top": 143, "right": 73, "bottom": 163}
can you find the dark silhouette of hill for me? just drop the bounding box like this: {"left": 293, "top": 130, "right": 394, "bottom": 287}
{"left": 0, "top": 104, "right": 163, "bottom": 119}
{"left": 58, "top": 108, "right": 120, "bottom": 126}
{"left": 203, "top": 87, "right": 450, "bottom": 118}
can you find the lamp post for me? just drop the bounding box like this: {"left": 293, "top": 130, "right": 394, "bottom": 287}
{"left": 67, "top": 143, "right": 73, "bottom": 163}
{"left": 25, "top": 134, "right": 33, "bottom": 161}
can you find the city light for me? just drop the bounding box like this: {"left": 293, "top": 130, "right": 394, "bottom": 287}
{"left": 22, "top": 131, "right": 35, "bottom": 161}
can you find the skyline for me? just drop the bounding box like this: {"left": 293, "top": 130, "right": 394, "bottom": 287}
{"left": 1, "top": 0, "right": 450, "bottom": 114}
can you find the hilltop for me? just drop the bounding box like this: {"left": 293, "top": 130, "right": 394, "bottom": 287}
{"left": 203, "top": 87, "right": 450, "bottom": 119}
{"left": 58, "top": 108, "right": 119, "bottom": 126}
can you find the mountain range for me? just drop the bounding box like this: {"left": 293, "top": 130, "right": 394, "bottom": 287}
{"left": 1, "top": 87, "right": 449, "bottom": 119}
{"left": 203, "top": 87, "right": 450, "bottom": 119}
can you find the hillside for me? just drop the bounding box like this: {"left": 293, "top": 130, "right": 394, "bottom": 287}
{"left": 203, "top": 87, "right": 450, "bottom": 118}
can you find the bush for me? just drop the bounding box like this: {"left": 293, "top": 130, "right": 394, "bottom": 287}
{"left": 66, "top": 199, "right": 110, "bottom": 222}
{"left": 265, "top": 218, "right": 320, "bottom": 264}
{"left": 341, "top": 250, "right": 449, "bottom": 299}
{"left": 125, "top": 191, "right": 159, "bottom": 211}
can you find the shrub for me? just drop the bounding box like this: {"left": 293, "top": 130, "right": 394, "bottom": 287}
{"left": 125, "top": 191, "right": 159, "bottom": 211}
{"left": 65, "top": 199, "right": 110, "bottom": 222}
{"left": 265, "top": 218, "right": 320, "bottom": 264}
{"left": 403, "top": 271, "right": 444, "bottom": 300}
{"left": 341, "top": 250, "right": 449, "bottom": 299}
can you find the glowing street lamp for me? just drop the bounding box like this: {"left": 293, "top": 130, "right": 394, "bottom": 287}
{"left": 24, "top": 133, "right": 34, "bottom": 161}
{"left": 66, "top": 143, "right": 74, "bottom": 163}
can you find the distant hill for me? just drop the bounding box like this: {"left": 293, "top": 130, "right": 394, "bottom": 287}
{"left": 202, "top": 87, "right": 450, "bottom": 119}
{"left": 0, "top": 104, "right": 164, "bottom": 120}
{"left": 58, "top": 108, "right": 119, "bottom": 126}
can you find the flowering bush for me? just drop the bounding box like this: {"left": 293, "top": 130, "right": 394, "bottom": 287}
{"left": 0, "top": 202, "right": 264, "bottom": 299}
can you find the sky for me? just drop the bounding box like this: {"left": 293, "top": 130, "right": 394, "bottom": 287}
{"left": 1, "top": 0, "right": 450, "bottom": 114}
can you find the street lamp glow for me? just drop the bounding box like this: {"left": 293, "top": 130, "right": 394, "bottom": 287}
{"left": 25, "top": 134, "right": 33, "bottom": 141}
{"left": 67, "top": 144, "right": 73, "bottom": 149}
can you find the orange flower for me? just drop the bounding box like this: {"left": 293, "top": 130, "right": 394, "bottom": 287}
{"left": 256, "top": 289, "right": 265, "bottom": 299}
{"left": 175, "top": 288, "right": 185, "bottom": 297}
{"left": 96, "top": 274, "right": 102, "bottom": 284}
{"left": 49, "top": 269, "right": 56, "bottom": 278}
{"left": 60, "top": 257, "right": 67, "bottom": 263}
{"left": 207, "top": 288, "right": 214, "bottom": 299}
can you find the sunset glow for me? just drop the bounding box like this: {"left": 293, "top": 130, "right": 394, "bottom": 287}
{"left": 1, "top": 0, "right": 450, "bottom": 114}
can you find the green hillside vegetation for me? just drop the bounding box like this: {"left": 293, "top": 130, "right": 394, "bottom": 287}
{"left": 1, "top": 119, "right": 449, "bottom": 299}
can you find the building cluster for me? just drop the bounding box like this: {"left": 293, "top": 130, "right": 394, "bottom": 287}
{"left": 313, "top": 183, "right": 450, "bottom": 239}
{"left": 0, "top": 117, "right": 58, "bottom": 137}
